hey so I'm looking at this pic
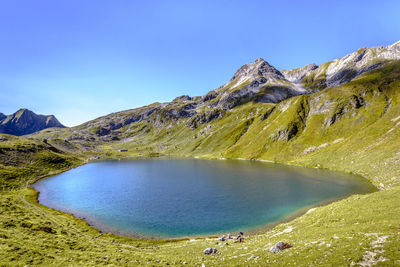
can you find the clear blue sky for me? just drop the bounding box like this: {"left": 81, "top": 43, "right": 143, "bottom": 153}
{"left": 0, "top": 0, "right": 399, "bottom": 126}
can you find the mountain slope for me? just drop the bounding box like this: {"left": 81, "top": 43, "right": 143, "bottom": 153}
{"left": 0, "top": 109, "right": 65, "bottom": 136}
{"left": 282, "top": 40, "right": 400, "bottom": 91}
{"left": 28, "top": 42, "right": 400, "bottom": 188}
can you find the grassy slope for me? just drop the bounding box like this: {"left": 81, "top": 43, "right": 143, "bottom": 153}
{"left": 1, "top": 63, "right": 400, "bottom": 266}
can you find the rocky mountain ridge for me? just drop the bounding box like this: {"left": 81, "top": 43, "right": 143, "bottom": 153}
{"left": 281, "top": 40, "right": 400, "bottom": 89}
{"left": 31, "top": 40, "right": 400, "bottom": 144}
{"left": 0, "top": 108, "right": 65, "bottom": 136}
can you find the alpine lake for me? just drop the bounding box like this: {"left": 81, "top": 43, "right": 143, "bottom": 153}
{"left": 33, "top": 159, "right": 376, "bottom": 239}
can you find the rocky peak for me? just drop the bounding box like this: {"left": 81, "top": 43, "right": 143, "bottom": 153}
{"left": 0, "top": 108, "right": 65, "bottom": 136}
{"left": 14, "top": 108, "right": 35, "bottom": 122}
{"left": 209, "top": 58, "right": 308, "bottom": 110}
{"left": 230, "top": 57, "right": 285, "bottom": 82}
{"left": 173, "top": 95, "right": 192, "bottom": 102}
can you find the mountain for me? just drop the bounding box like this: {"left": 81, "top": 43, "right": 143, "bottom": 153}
{"left": 0, "top": 108, "right": 66, "bottom": 136}
{"left": 281, "top": 40, "right": 400, "bottom": 90}
{"left": 31, "top": 41, "right": 400, "bottom": 189}
{"left": 34, "top": 41, "right": 399, "bottom": 133}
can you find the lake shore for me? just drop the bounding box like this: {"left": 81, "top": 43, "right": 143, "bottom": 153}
{"left": 31, "top": 157, "right": 376, "bottom": 240}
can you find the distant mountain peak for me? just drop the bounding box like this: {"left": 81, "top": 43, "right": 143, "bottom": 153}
{"left": 15, "top": 108, "right": 32, "bottom": 117}
{"left": 254, "top": 57, "right": 266, "bottom": 63}
{"left": 230, "top": 57, "right": 284, "bottom": 83}
{"left": 0, "top": 109, "right": 66, "bottom": 136}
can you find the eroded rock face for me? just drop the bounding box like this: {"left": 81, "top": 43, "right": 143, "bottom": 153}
{"left": 186, "top": 109, "right": 224, "bottom": 129}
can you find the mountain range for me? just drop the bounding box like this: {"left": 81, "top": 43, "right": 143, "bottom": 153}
{"left": 6, "top": 41, "right": 400, "bottom": 140}
{"left": 0, "top": 109, "right": 65, "bottom": 136}
{"left": 30, "top": 41, "right": 399, "bottom": 143}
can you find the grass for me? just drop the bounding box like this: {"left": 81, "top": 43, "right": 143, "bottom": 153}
{"left": 1, "top": 62, "right": 400, "bottom": 265}
{"left": 1, "top": 179, "right": 399, "bottom": 266}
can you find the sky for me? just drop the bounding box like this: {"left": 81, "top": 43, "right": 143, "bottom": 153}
{"left": 0, "top": 0, "right": 399, "bottom": 126}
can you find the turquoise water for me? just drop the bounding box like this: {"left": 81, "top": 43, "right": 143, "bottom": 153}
{"left": 33, "top": 159, "right": 376, "bottom": 238}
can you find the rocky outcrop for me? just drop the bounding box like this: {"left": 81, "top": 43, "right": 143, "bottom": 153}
{"left": 186, "top": 109, "right": 224, "bottom": 129}
{"left": 269, "top": 241, "right": 293, "bottom": 253}
{"left": 173, "top": 95, "right": 192, "bottom": 102}
{"left": 204, "top": 248, "right": 220, "bottom": 255}
{"left": 0, "top": 109, "right": 65, "bottom": 136}
{"left": 281, "top": 63, "right": 318, "bottom": 83}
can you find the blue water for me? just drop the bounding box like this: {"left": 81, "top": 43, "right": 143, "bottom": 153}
{"left": 33, "top": 159, "right": 376, "bottom": 238}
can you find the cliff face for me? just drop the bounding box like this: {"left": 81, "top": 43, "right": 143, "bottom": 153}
{"left": 0, "top": 109, "right": 65, "bottom": 136}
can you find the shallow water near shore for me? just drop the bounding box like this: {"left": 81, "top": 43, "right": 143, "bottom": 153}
{"left": 33, "top": 159, "right": 376, "bottom": 238}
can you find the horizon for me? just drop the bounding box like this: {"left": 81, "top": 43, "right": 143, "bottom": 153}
{"left": 1, "top": 0, "right": 400, "bottom": 126}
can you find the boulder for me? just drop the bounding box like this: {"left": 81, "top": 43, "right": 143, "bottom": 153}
{"left": 203, "top": 248, "right": 220, "bottom": 255}
{"left": 269, "top": 241, "right": 292, "bottom": 253}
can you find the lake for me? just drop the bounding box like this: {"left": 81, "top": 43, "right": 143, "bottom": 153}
{"left": 33, "top": 159, "right": 376, "bottom": 238}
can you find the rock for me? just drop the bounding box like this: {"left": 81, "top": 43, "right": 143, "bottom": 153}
{"left": 203, "top": 247, "right": 220, "bottom": 255}
{"left": 281, "top": 63, "right": 318, "bottom": 83}
{"left": 173, "top": 95, "right": 192, "bottom": 101}
{"left": 186, "top": 109, "right": 224, "bottom": 129}
{"left": 202, "top": 91, "right": 218, "bottom": 102}
{"left": 269, "top": 241, "right": 293, "bottom": 253}
{"left": 269, "top": 246, "right": 280, "bottom": 253}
